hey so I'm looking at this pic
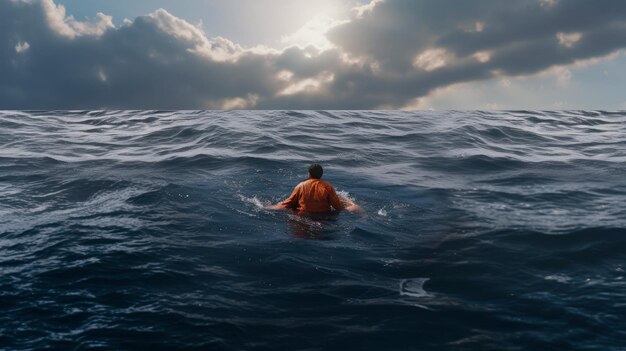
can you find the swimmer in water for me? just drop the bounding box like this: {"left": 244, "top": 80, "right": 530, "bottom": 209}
{"left": 268, "top": 163, "right": 364, "bottom": 213}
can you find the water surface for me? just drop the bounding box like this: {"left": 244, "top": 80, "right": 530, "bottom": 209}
{"left": 1, "top": 110, "right": 625, "bottom": 350}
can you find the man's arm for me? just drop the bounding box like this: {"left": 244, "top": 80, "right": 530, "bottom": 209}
{"left": 339, "top": 196, "right": 365, "bottom": 214}
{"left": 268, "top": 184, "right": 300, "bottom": 210}
{"left": 328, "top": 185, "right": 365, "bottom": 213}
{"left": 328, "top": 185, "right": 347, "bottom": 211}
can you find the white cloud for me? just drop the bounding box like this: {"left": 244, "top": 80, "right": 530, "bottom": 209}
{"left": 413, "top": 48, "right": 452, "bottom": 71}
{"left": 41, "top": 0, "right": 113, "bottom": 38}
{"left": 278, "top": 71, "right": 334, "bottom": 96}
{"left": 352, "top": 0, "right": 385, "bottom": 18}
{"left": 473, "top": 51, "right": 492, "bottom": 63}
{"left": 147, "top": 9, "right": 244, "bottom": 62}
{"left": 213, "top": 94, "right": 260, "bottom": 110}
{"left": 276, "top": 70, "right": 294, "bottom": 81}
{"left": 557, "top": 32, "right": 582, "bottom": 48}
{"left": 15, "top": 41, "right": 30, "bottom": 53}
{"left": 280, "top": 15, "right": 348, "bottom": 51}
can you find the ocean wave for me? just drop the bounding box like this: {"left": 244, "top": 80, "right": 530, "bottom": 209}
{"left": 1, "top": 110, "right": 626, "bottom": 350}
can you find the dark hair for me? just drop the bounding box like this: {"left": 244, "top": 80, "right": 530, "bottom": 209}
{"left": 308, "top": 163, "right": 323, "bottom": 179}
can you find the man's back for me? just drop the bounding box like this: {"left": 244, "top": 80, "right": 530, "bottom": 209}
{"left": 279, "top": 178, "right": 345, "bottom": 213}
{"left": 269, "top": 163, "right": 363, "bottom": 214}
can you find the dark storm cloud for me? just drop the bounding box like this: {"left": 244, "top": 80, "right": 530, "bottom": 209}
{"left": 325, "top": 0, "right": 626, "bottom": 106}
{"left": 0, "top": 0, "right": 284, "bottom": 109}
{"left": 329, "top": 0, "right": 626, "bottom": 71}
{"left": 1, "top": 0, "right": 625, "bottom": 109}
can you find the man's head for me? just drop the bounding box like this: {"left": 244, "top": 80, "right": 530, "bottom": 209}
{"left": 308, "top": 163, "right": 323, "bottom": 179}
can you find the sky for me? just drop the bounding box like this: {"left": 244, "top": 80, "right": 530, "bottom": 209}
{"left": 1, "top": 0, "right": 625, "bottom": 110}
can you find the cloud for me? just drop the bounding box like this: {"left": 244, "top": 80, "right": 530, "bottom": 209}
{"left": 403, "top": 51, "right": 626, "bottom": 110}
{"left": 15, "top": 41, "right": 30, "bottom": 53}
{"left": 557, "top": 32, "right": 582, "bottom": 48}
{"left": 0, "top": 0, "right": 282, "bottom": 109}
{"left": 280, "top": 15, "right": 348, "bottom": 51}
{"left": 1, "top": 0, "right": 625, "bottom": 109}
{"left": 40, "top": 0, "right": 114, "bottom": 38}
{"left": 327, "top": 0, "right": 626, "bottom": 102}
{"left": 413, "top": 48, "right": 453, "bottom": 71}
{"left": 352, "top": 0, "right": 385, "bottom": 18}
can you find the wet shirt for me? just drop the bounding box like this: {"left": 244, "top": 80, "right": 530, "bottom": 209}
{"left": 279, "top": 179, "right": 345, "bottom": 213}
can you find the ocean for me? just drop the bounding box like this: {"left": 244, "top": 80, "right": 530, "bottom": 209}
{"left": 1, "top": 110, "right": 625, "bottom": 350}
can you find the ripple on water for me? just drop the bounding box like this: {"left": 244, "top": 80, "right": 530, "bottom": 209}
{"left": 1, "top": 110, "right": 626, "bottom": 350}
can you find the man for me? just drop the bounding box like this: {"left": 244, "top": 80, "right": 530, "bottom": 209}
{"left": 268, "top": 164, "right": 363, "bottom": 213}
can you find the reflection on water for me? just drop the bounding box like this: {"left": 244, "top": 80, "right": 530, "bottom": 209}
{"left": 286, "top": 211, "right": 340, "bottom": 240}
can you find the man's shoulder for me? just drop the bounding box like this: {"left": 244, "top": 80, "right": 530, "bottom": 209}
{"left": 300, "top": 178, "right": 335, "bottom": 189}
{"left": 318, "top": 179, "right": 336, "bottom": 190}
{"left": 296, "top": 180, "right": 310, "bottom": 188}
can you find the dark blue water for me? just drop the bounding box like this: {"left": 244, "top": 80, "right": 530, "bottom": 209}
{"left": 1, "top": 110, "right": 626, "bottom": 350}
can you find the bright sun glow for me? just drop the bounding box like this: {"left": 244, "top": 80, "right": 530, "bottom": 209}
{"left": 278, "top": 0, "right": 353, "bottom": 50}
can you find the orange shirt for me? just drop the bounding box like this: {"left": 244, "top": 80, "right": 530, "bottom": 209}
{"left": 279, "top": 178, "right": 345, "bottom": 213}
